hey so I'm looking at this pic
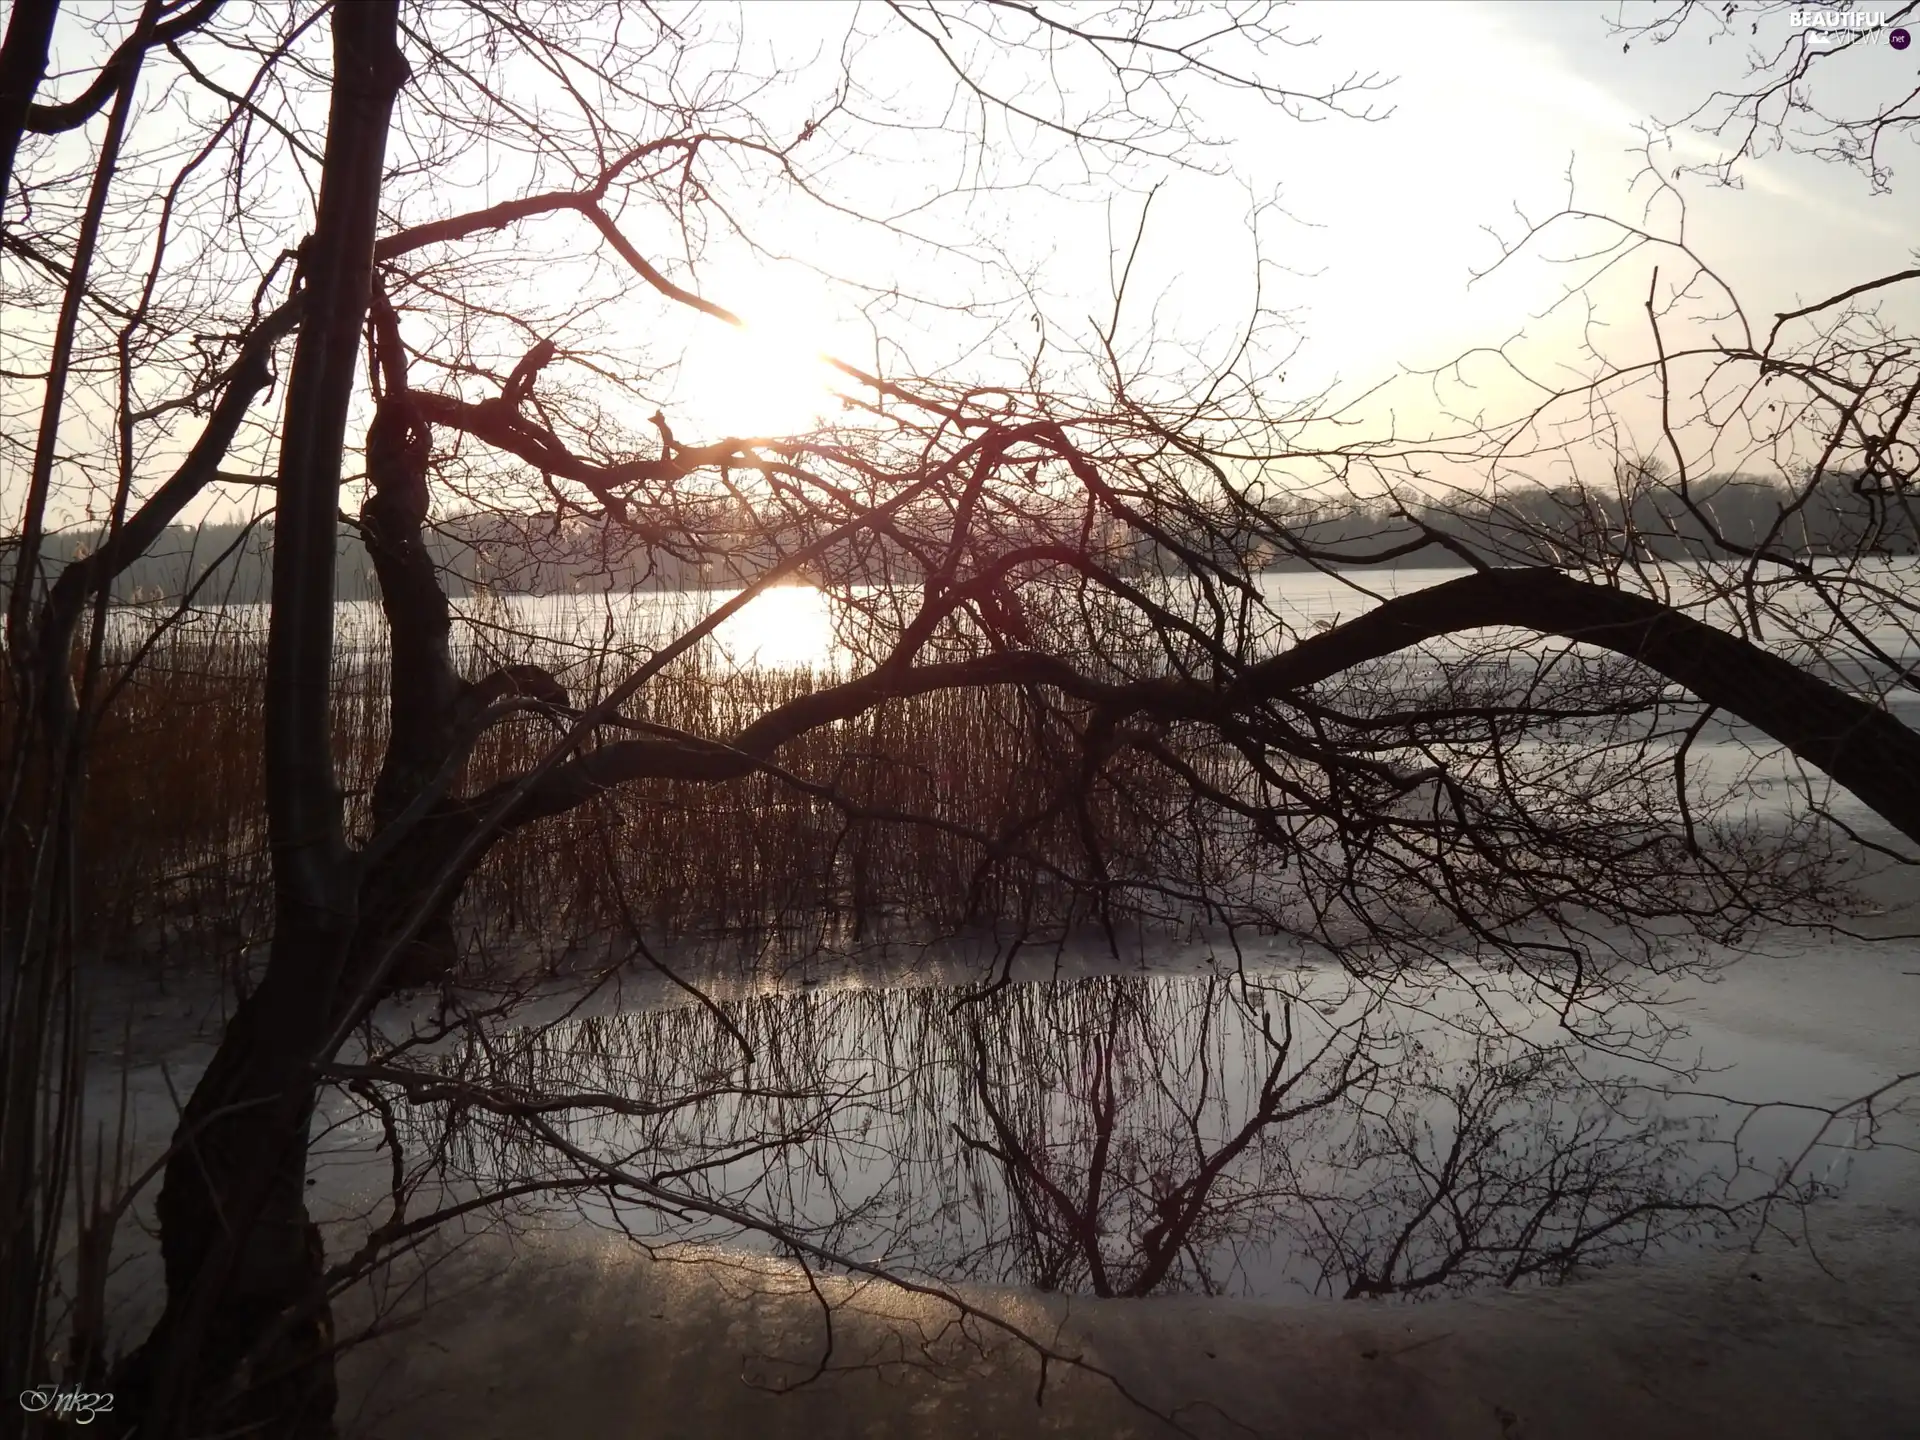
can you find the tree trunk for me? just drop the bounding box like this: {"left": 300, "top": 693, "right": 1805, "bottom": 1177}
{"left": 363, "top": 392, "right": 461, "bottom": 830}
{"left": 357, "top": 384, "right": 470, "bottom": 986}
{"left": 113, "top": 7, "right": 406, "bottom": 1435}
{"left": 0, "top": 0, "right": 57, "bottom": 205}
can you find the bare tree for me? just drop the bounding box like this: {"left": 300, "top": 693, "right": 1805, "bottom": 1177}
{"left": 1610, "top": 0, "right": 1919, "bottom": 193}
{"left": 1, "top": 3, "right": 1914, "bottom": 1438}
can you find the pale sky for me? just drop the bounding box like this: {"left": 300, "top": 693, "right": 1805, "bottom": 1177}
{"left": 12, "top": 0, "right": 1920, "bottom": 526}
{"left": 671, "top": 0, "right": 1919, "bottom": 490}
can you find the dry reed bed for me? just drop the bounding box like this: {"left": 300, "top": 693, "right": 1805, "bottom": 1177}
{"left": 57, "top": 610, "right": 1194, "bottom": 974}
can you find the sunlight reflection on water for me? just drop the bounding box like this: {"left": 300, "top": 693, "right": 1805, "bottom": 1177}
{"left": 108, "top": 561, "right": 1920, "bottom": 684}
{"left": 711, "top": 585, "right": 837, "bottom": 670}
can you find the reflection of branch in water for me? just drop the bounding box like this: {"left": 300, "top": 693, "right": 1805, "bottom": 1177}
{"left": 1665, "top": 1067, "right": 1920, "bottom": 1263}
{"left": 1283, "top": 1040, "right": 1747, "bottom": 1299}
{"left": 951, "top": 976, "right": 1386, "bottom": 1296}
{"left": 327, "top": 964, "right": 1817, "bottom": 1314}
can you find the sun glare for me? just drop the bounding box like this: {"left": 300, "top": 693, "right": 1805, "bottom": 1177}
{"left": 713, "top": 584, "right": 837, "bottom": 671}
{"left": 678, "top": 303, "right": 842, "bottom": 440}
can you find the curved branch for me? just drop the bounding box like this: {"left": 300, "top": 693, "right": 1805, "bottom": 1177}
{"left": 372, "top": 135, "right": 744, "bottom": 261}
{"left": 29, "top": 257, "right": 301, "bottom": 750}
{"left": 1229, "top": 568, "right": 1920, "bottom": 844}
{"left": 482, "top": 568, "right": 1920, "bottom": 847}
{"left": 0, "top": 0, "right": 57, "bottom": 201}
{"left": 579, "top": 203, "right": 741, "bottom": 325}
{"left": 23, "top": 0, "right": 223, "bottom": 134}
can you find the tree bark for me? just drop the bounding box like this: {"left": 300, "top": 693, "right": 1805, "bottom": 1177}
{"left": 114, "top": 6, "right": 406, "bottom": 1436}
{"left": 0, "top": 0, "right": 57, "bottom": 205}
{"left": 358, "top": 387, "right": 471, "bottom": 988}
{"left": 362, "top": 392, "right": 461, "bottom": 826}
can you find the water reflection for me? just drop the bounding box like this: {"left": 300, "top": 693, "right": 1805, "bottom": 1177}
{"left": 710, "top": 585, "right": 837, "bottom": 670}
{"left": 354, "top": 967, "right": 1799, "bottom": 1301}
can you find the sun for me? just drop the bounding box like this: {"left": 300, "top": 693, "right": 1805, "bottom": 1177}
{"left": 677, "top": 298, "right": 842, "bottom": 440}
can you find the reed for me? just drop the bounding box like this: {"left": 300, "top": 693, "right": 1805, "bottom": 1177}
{"left": 63, "top": 602, "right": 1189, "bottom": 976}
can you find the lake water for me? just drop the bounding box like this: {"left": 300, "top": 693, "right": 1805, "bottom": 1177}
{"left": 94, "top": 560, "right": 1920, "bottom": 1305}
{"left": 111, "top": 559, "right": 1920, "bottom": 677}
{"left": 115, "top": 567, "right": 1460, "bottom": 667}
{"left": 282, "top": 919, "right": 1920, "bottom": 1307}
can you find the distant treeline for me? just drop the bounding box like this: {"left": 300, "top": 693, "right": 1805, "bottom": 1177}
{"left": 6, "top": 472, "right": 1912, "bottom": 606}
{"left": 1249, "top": 470, "right": 1917, "bottom": 570}
{"left": 2, "top": 510, "right": 732, "bottom": 606}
